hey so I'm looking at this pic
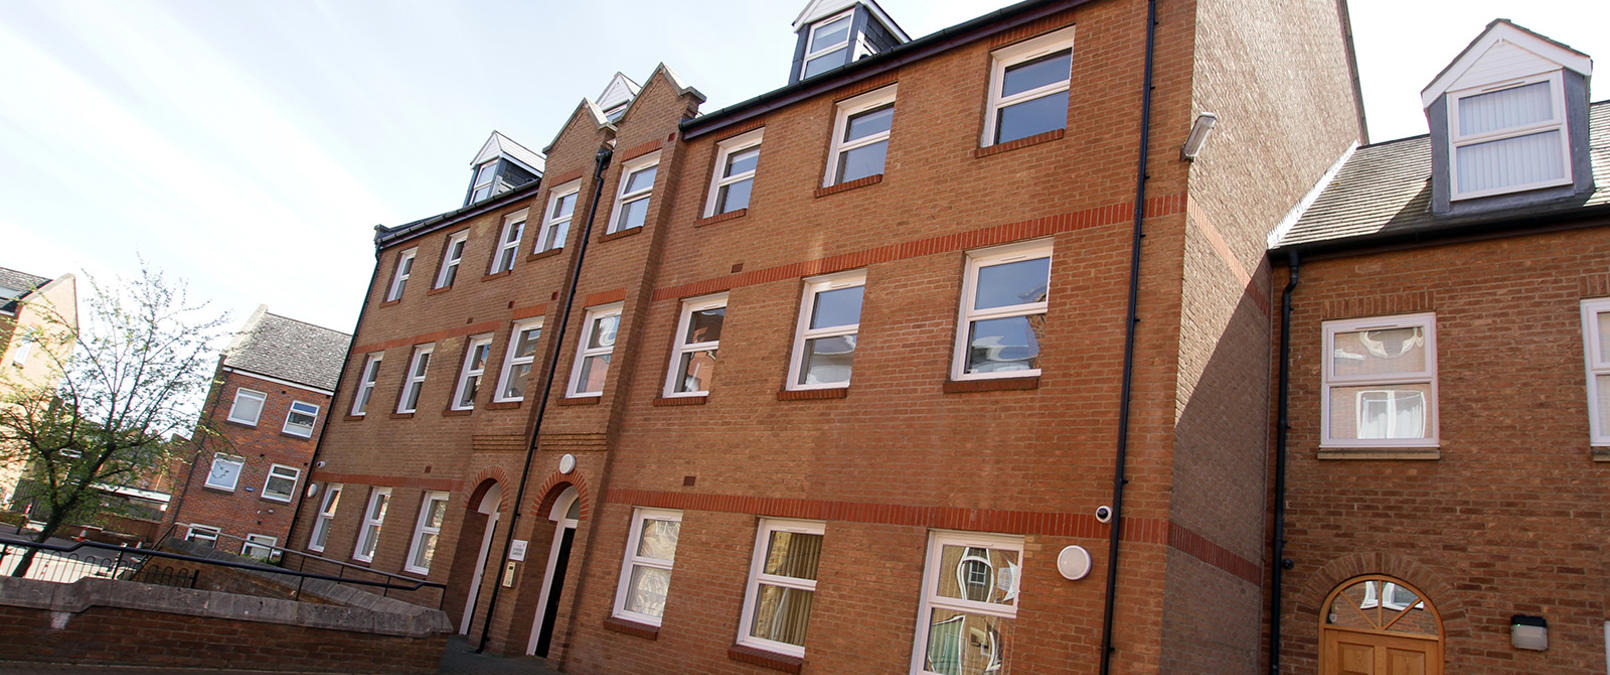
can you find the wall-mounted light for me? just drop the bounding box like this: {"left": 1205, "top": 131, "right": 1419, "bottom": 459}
{"left": 1511, "top": 615, "right": 1547, "bottom": 651}
{"left": 1181, "top": 112, "right": 1218, "bottom": 161}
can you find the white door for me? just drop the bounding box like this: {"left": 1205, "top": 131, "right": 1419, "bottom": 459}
{"left": 459, "top": 484, "right": 501, "bottom": 636}
{"left": 527, "top": 486, "right": 579, "bottom": 655}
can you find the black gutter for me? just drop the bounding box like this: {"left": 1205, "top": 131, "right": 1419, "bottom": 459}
{"left": 1271, "top": 202, "right": 1610, "bottom": 261}
{"left": 476, "top": 145, "right": 614, "bottom": 653}
{"left": 1269, "top": 250, "right": 1298, "bottom": 674}
{"left": 376, "top": 179, "right": 547, "bottom": 249}
{"left": 1098, "top": 0, "right": 1156, "bottom": 672}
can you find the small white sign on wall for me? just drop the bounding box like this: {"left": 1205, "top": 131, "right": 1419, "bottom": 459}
{"left": 509, "top": 539, "right": 528, "bottom": 562}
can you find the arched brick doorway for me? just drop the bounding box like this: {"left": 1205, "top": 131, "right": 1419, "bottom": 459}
{"left": 448, "top": 480, "right": 501, "bottom": 636}
{"left": 1320, "top": 575, "right": 1443, "bottom": 675}
{"left": 525, "top": 484, "right": 580, "bottom": 657}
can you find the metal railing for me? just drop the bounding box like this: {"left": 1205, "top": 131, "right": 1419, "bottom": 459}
{"left": 164, "top": 524, "right": 448, "bottom": 608}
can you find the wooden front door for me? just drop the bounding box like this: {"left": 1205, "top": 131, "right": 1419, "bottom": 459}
{"left": 1323, "top": 628, "right": 1440, "bottom": 675}
{"left": 1320, "top": 576, "right": 1443, "bottom": 675}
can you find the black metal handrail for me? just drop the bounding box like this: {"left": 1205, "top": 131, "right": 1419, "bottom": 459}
{"left": 170, "top": 522, "right": 437, "bottom": 590}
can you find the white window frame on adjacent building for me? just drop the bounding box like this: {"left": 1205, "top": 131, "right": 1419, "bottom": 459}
{"left": 242, "top": 533, "right": 279, "bottom": 561}
{"left": 434, "top": 230, "right": 469, "bottom": 289}
{"left": 824, "top": 85, "right": 896, "bottom": 187}
{"left": 282, "top": 400, "right": 319, "bottom": 438}
{"left": 612, "top": 508, "right": 682, "bottom": 627}
{"left": 493, "top": 319, "right": 543, "bottom": 403}
{"left": 736, "top": 519, "right": 825, "bottom": 658}
{"left": 451, "top": 334, "right": 494, "bottom": 411}
{"left": 186, "top": 524, "right": 221, "bottom": 548}
{"left": 799, "top": 9, "right": 853, "bottom": 80}
{"left": 1580, "top": 298, "right": 1610, "bottom": 446}
{"left": 9, "top": 335, "right": 33, "bottom": 366}
{"left": 910, "top": 531, "right": 1023, "bottom": 675}
{"left": 351, "top": 353, "right": 383, "bottom": 416}
{"left": 397, "top": 344, "right": 434, "bottom": 414}
{"left": 1447, "top": 70, "right": 1572, "bottom": 201}
{"left": 981, "top": 26, "right": 1075, "bottom": 147}
{"left": 567, "top": 303, "right": 622, "bottom": 398}
{"left": 489, "top": 209, "right": 528, "bottom": 275}
{"left": 536, "top": 181, "right": 581, "bottom": 254}
{"left": 1320, "top": 313, "right": 1439, "bottom": 448}
{"left": 607, "top": 153, "right": 660, "bottom": 234}
{"left": 261, "top": 463, "right": 301, "bottom": 503}
{"left": 704, "top": 129, "right": 763, "bottom": 217}
{"left": 951, "top": 240, "right": 1053, "bottom": 381}
{"left": 353, "top": 487, "right": 392, "bottom": 563}
{"left": 663, "top": 294, "right": 727, "bottom": 398}
{"left": 404, "top": 491, "right": 451, "bottom": 575}
{"left": 205, "top": 454, "right": 245, "bottom": 492}
{"left": 227, "top": 388, "right": 267, "bottom": 426}
{"left": 787, "top": 270, "right": 866, "bottom": 391}
{"left": 386, "top": 248, "right": 417, "bottom": 302}
{"left": 308, "top": 483, "right": 342, "bottom": 553}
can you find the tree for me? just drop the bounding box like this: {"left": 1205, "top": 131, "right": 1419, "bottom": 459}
{"left": 0, "top": 266, "right": 227, "bottom": 577}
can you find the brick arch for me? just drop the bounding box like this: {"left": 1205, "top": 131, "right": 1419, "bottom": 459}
{"left": 531, "top": 471, "right": 591, "bottom": 523}
{"left": 465, "top": 465, "right": 512, "bottom": 512}
{"left": 1294, "top": 551, "right": 1470, "bottom": 640}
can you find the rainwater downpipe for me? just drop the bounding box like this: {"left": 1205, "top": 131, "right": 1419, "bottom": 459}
{"left": 1097, "top": 0, "right": 1156, "bottom": 672}
{"left": 1270, "top": 249, "right": 1299, "bottom": 673}
{"left": 477, "top": 145, "right": 614, "bottom": 652}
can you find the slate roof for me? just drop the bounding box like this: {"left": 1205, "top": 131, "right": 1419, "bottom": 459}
{"left": 1274, "top": 101, "right": 1610, "bottom": 252}
{"left": 0, "top": 266, "right": 53, "bottom": 314}
{"left": 222, "top": 308, "right": 351, "bottom": 392}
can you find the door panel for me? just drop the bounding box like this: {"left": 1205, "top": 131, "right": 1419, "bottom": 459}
{"left": 1323, "top": 629, "right": 1438, "bottom": 675}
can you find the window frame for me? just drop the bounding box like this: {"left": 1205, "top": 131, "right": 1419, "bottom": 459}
{"left": 404, "top": 491, "right": 451, "bottom": 575}
{"left": 353, "top": 487, "right": 392, "bottom": 563}
{"left": 606, "top": 153, "right": 661, "bottom": 235}
{"left": 351, "top": 353, "right": 383, "bottom": 416}
{"left": 185, "top": 524, "right": 221, "bottom": 548}
{"left": 1446, "top": 70, "right": 1572, "bottom": 201}
{"left": 535, "top": 181, "right": 580, "bottom": 254}
{"left": 909, "top": 530, "right": 1024, "bottom": 675}
{"left": 1320, "top": 313, "right": 1440, "bottom": 448}
{"left": 282, "top": 400, "right": 319, "bottom": 437}
{"left": 704, "top": 130, "right": 764, "bottom": 217}
{"left": 736, "top": 519, "right": 826, "bottom": 658}
{"left": 663, "top": 293, "right": 728, "bottom": 398}
{"left": 204, "top": 454, "right": 245, "bottom": 492}
{"left": 800, "top": 9, "right": 854, "bottom": 80}
{"left": 385, "top": 248, "right": 417, "bottom": 302}
{"left": 981, "top": 26, "right": 1075, "bottom": 148}
{"left": 489, "top": 209, "right": 528, "bottom": 275}
{"left": 451, "top": 334, "right": 494, "bottom": 411}
{"left": 493, "top": 319, "right": 543, "bottom": 403}
{"left": 1580, "top": 298, "right": 1610, "bottom": 446}
{"left": 612, "top": 507, "right": 682, "bottom": 627}
{"left": 950, "top": 240, "right": 1053, "bottom": 381}
{"left": 308, "top": 483, "right": 342, "bottom": 553}
{"left": 567, "top": 303, "right": 623, "bottom": 398}
{"left": 260, "top": 463, "right": 301, "bottom": 503}
{"left": 242, "top": 533, "right": 278, "bottom": 561}
{"left": 396, "top": 344, "right": 434, "bottom": 414}
{"left": 470, "top": 161, "right": 498, "bottom": 202}
{"left": 226, "top": 388, "right": 267, "bottom": 426}
{"left": 434, "top": 230, "right": 469, "bottom": 289}
{"left": 824, "top": 85, "right": 897, "bottom": 187}
{"left": 787, "top": 270, "right": 866, "bottom": 391}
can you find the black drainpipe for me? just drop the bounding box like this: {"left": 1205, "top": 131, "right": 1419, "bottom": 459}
{"left": 477, "top": 145, "right": 614, "bottom": 652}
{"left": 1098, "top": 0, "right": 1156, "bottom": 672}
{"left": 1270, "top": 249, "right": 1299, "bottom": 673}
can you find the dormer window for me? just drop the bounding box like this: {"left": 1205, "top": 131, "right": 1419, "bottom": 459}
{"left": 802, "top": 11, "right": 852, "bottom": 80}
{"left": 788, "top": 1, "right": 910, "bottom": 86}
{"left": 1448, "top": 72, "right": 1570, "bottom": 200}
{"left": 469, "top": 162, "right": 498, "bottom": 203}
{"left": 464, "top": 132, "right": 544, "bottom": 206}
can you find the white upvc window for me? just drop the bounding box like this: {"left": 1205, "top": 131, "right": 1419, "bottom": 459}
{"left": 261, "top": 463, "right": 301, "bottom": 503}
{"left": 1360, "top": 580, "right": 1426, "bottom": 611}
{"left": 800, "top": 9, "right": 853, "bottom": 80}
{"left": 470, "top": 161, "right": 497, "bottom": 202}
{"left": 536, "top": 182, "right": 580, "bottom": 253}
{"left": 186, "top": 524, "right": 221, "bottom": 549}
{"left": 788, "top": 271, "right": 865, "bottom": 390}
{"left": 613, "top": 508, "right": 682, "bottom": 627}
{"left": 353, "top": 487, "right": 392, "bottom": 563}
{"left": 282, "top": 400, "right": 319, "bottom": 437}
{"left": 227, "top": 388, "right": 267, "bottom": 426}
{"left": 1447, "top": 71, "right": 1571, "bottom": 200}
{"left": 664, "top": 294, "right": 727, "bottom": 397}
{"left": 243, "top": 534, "right": 279, "bottom": 561}
{"left": 1321, "top": 313, "right": 1439, "bottom": 447}
{"left": 737, "top": 520, "right": 825, "bottom": 658}
{"left": 490, "top": 209, "right": 528, "bottom": 275}
{"left": 404, "top": 491, "right": 451, "bottom": 575}
{"left": 386, "top": 248, "right": 417, "bottom": 302}
{"left": 952, "top": 240, "right": 1052, "bottom": 380}
{"left": 10, "top": 336, "right": 33, "bottom": 366}
{"left": 704, "top": 130, "right": 763, "bottom": 217}
{"left": 205, "top": 454, "right": 244, "bottom": 491}
{"left": 494, "top": 319, "right": 543, "bottom": 402}
{"left": 825, "top": 85, "right": 896, "bottom": 186}
{"left": 910, "top": 531, "right": 1023, "bottom": 675}
{"left": 434, "top": 230, "right": 469, "bottom": 289}
{"left": 397, "top": 344, "right": 433, "bottom": 414}
{"left": 567, "top": 303, "right": 622, "bottom": 397}
{"left": 1580, "top": 298, "right": 1610, "bottom": 445}
{"left": 308, "top": 484, "right": 342, "bottom": 553}
{"left": 351, "top": 353, "right": 383, "bottom": 416}
{"left": 451, "top": 334, "right": 494, "bottom": 410}
{"left": 982, "top": 26, "right": 1074, "bottom": 147}
{"left": 607, "top": 153, "right": 660, "bottom": 234}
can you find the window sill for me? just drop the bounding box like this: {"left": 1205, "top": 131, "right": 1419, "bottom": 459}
{"left": 389, "top": 412, "right": 416, "bottom": 420}
{"left": 201, "top": 485, "right": 236, "bottom": 495}
{"left": 557, "top": 396, "right": 601, "bottom": 406}
{"left": 814, "top": 173, "right": 882, "bottom": 198}
{"left": 259, "top": 496, "right": 293, "bottom": 504}
{"left": 279, "top": 431, "right": 315, "bottom": 441}
{"left": 1316, "top": 447, "right": 1441, "bottom": 461}
{"left": 486, "top": 400, "right": 522, "bottom": 410}
{"left": 727, "top": 644, "right": 803, "bottom": 674}
{"left": 777, "top": 388, "right": 848, "bottom": 401}
{"left": 400, "top": 567, "right": 430, "bottom": 578}
{"left": 343, "top": 414, "right": 366, "bottom": 422}
{"left": 426, "top": 286, "right": 452, "bottom": 297}
{"left": 974, "top": 128, "right": 1065, "bottom": 158}
{"left": 526, "top": 248, "right": 565, "bottom": 262}
{"left": 378, "top": 299, "right": 401, "bottom": 308}
{"left": 442, "top": 408, "right": 474, "bottom": 417}
{"left": 1592, "top": 448, "right": 1610, "bottom": 462}
{"left": 694, "top": 209, "right": 747, "bottom": 228}
{"left": 223, "top": 419, "right": 259, "bottom": 430}
{"left": 603, "top": 616, "right": 658, "bottom": 640}
{"left": 599, "top": 227, "right": 644, "bottom": 243}
{"left": 942, "top": 376, "right": 1040, "bottom": 393}
{"left": 481, "top": 270, "right": 513, "bottom": 283}
{"left": 653, "top": 395, "right": 708, "bottom": 407}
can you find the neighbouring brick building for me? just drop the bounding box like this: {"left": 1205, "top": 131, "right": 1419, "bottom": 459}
{"left": 164, "top": 306, "right": 349, "bottom": 559}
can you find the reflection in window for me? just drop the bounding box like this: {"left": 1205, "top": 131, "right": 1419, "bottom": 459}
{"left": 955, "top": 243, "right": 1052, "bottom": 380}
{"left": 916, "top": 533, "right": 1022, "bottom": 675}
{"left": 1322, "top": 314, "right": 1437, "bottom": 446}
{"left": 789, "top": 272, "right": 865, "bottom": 389}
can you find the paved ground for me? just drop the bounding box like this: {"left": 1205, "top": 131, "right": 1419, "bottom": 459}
{"left": 0, "top": 636, "right": 563, "bottom": 674}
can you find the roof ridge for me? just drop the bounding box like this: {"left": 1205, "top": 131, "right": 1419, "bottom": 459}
{"left": 260, "top": 311, "right": 352, "bottom": 338}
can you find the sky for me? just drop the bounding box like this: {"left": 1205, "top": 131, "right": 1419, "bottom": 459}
{"left": 1, "top": 0, "right": 1606, "bottom": 337}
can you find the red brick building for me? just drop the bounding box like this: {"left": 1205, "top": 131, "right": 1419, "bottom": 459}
{"left": 165, "top": 306, "right": 349, "bottom": 559}
{"left": 289, "top": 0, "right": 1366, "bottom": 672}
